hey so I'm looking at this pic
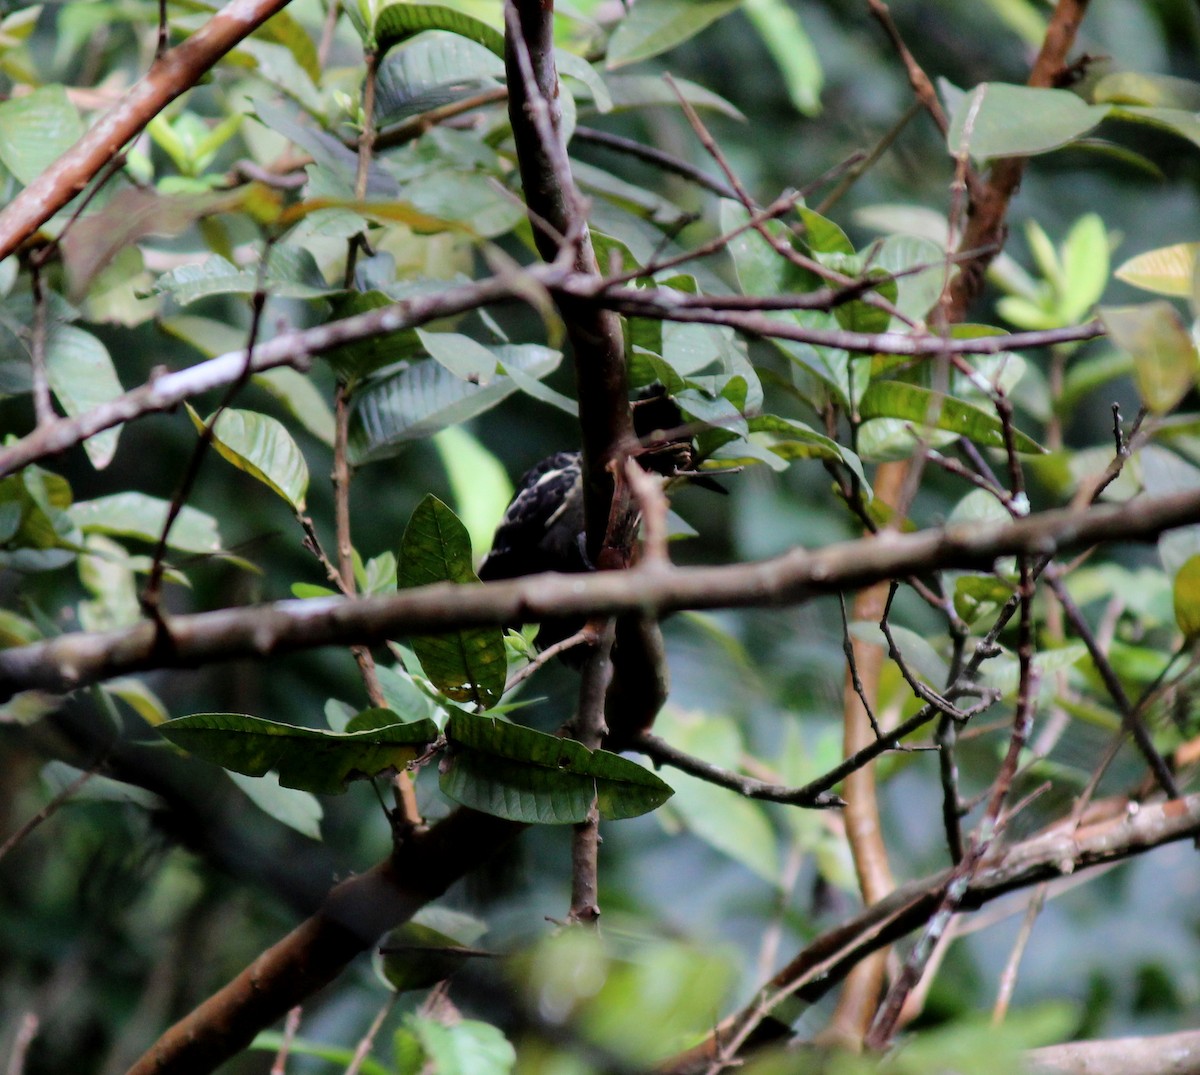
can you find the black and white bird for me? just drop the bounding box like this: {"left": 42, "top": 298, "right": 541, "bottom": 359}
{"left": 477, "top": 388, "right": 697, "bottom": 586}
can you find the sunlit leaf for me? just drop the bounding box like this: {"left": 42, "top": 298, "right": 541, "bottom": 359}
{"left": 349, "top": 345, "right": 561, "bottom": 464}
{"left": 606, "top": 0, "right": 740, "bottom": 69}
{"left": 1114, "top": 243, "right": 1200, "bottom": 298}
{"left": 947, "top": 83, "right": 1108, "bottom": 162}
{"left": 858, "top": 381, "right": 1044, "bottom": 453}
{"left": 44, "top": 323, "right": 123, "bottom": 469}
{"left": 158, "top": 711, "right": 438, "bottom": 794}
{"left": 1173, "top": 554, "right": 1200, "bottom": 638}
{"left": 227, "top": 770, "right": 323, "bottom": 840}
{"left": 68, "top": 492, "right": 222, "bottom": 554}
{"left": 742, "top": 0, "right": 822, "bottom": 115}
{"left": 1099, "top": 302, "right": 1197, "bottom": 414}
{"left": 186, "top": 405, "right": 310, "bottom": 512}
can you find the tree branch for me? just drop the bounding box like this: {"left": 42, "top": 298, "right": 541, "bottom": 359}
{"left": 661, "top": 792, "right": 1200, "bottom": 1074}
{"left": 6, "top": 487, "right": 1200, "bottom": 700}
{"left": 0, "top": 0, "right": 294, "bottom": 263}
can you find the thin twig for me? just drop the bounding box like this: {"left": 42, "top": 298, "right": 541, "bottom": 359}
{"left": 0, "top": 762, "right": 101, "bottom": 863}
{"left": 636, "top": 733, "right": 844, "bottom": 809}
{"left": 269, "top": 1007, "right": 302, "bottom": 1075}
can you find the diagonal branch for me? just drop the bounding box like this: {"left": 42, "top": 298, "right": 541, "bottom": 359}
{"left": 0, "top": 0, "right": 294, "bottom": 263}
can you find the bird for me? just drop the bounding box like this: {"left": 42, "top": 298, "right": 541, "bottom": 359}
{"left": 477, "top": 387, "right": 697, "bottom": 586}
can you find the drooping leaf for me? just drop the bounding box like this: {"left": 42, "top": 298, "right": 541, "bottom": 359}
{"left": 1093, "top": 71, "right": 1200, "bottom": 110}
{"left": 44, "top": 323, "right": 123, "bottom": 469}
{"left": 227, "top": 770, "right": 324, "bottom": 840}
{"left": 1099, "top": 302, "right": 1197, "bottom": 414}
{"left": 603, "top": 74, "right": 745, "bottom": 120}
{"left": 397, "top": 495, "right": 506, "bottom": 709}
{"left": 606, "top": 0, "right": 741, "bottom": 68}
{"left": 377, "top": 908, "right": 488, "bottom": 992}
{"left": 68, "top": 492, "right": 222, "bottom": 554}
{"left": 186, "top": 405, "right": 310, "bottom": 511}
{"left": 1173, "top": 554, "right": 1200, "bottom": 638}
{"left": 1114, "top": 243, "right": 1200, "bottom": 298}
{"left": 158, "top": 711, "right": 438, "bottom": 794}
{"left": 441, "top": 714, "right": 674, "bottom": 823}
{"left": 374, "top": 2, "right": 505, "bottom": 59}
{"left": 742, "top": 0, "right": 822, "bottom": 115}
{"left": 349, "top": 345, "right": 561, "bottom": 464}
{"left": 947, "top": 83, "right": 1108, "bottom": 162}
{"left": 0, "top": 85, "right": 83, "bottom": 185}
{"left": 858, "top": 381, "right": 1045, "bottom": 453}
{"left": 374, "top": 32, "right": 503, "bottom": 127}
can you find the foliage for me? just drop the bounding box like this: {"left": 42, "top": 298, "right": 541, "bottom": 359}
{"left": 2, "top": 0, "right": 1200, "bottom": 1073}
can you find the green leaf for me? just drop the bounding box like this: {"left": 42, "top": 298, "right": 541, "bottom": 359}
{"left": 377, "top": 909, "right": 488, "bottom": 992}
{"left": 1099, "top": 302, "right": 1197, "bottom": 414}
{"left": 226, "top": 770, "right": 323, "bottom": 839}
{"left": 374, "top": 32, "right": 503, "bottom": 127}
{"left": 604, "top": 74, "right": 745, "bottom": 120}
{"left": 254, "top": 7, "right": 321, "bottom": 83}
{"left": 158, "top": 711, "right": 438, "bottom": 794}
{"left": 653, "top": 711, "right": 779, "bottom": 883}
{"left": 433, "top": 426, "right": 513, "bottom": 562}
{"left": 606, "top": 0, "right": 741, "bottom": 69}
{"left": 349, "top": 345, "right": 562, "bottom": 464}
{"left": 1059, "top": 213, "right": 1109, "bottom": 321}
{"left": 0, "top": 85, "right": 84, "bottom": 185}
{"left": 1093, "top": 72, "right": 1200, "bottom": 110}
{"left": 1114, "top": 242, "right": 1200, "bottom": 298}
{"left": 947, "top": 83, "right": 1108, "bottom": 162}
{"left": 374, "top": 2, "right": 505, "bottom": 60}
{"left": 397, "top": 495, "right": 506, "bottom": 709}
{"left": 149, "top": 247, "right": 332, "bottom": 304}
{"left": 441, "top": 714, "right": 674, "bottom": 823}
{"left": 1173, "top": 554, "right": 1200, "bottom": 638}
{"left": 404, "top": 1015, "right": 515, "bottom": 1075}
{"left": 68, "top": 492, "right": 222, "bottom": 554}
{"left": 186, "top": 405, "right": 310, "bottom": 511}
{"left": 858, "top": 382, "right": 1045, "bottom": 453}
{"left": 742, "top": 0, "right": 822, "bottom": 114}
{"left": 44, "top": 323, "right": 123, "bottom": 469}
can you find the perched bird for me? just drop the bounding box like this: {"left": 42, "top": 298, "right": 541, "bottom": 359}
{"left": 478, "top": 387, "right": 716, "bottom": 748}
{"left": 478, "top": 387, "right": 696, "bottom": 586}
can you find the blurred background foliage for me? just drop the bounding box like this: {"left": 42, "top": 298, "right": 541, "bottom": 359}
{"left": 2, "top": 0, "right": 1200, "bottom": 1071}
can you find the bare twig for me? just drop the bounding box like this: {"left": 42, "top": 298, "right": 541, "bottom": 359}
{"left": 269, "top": 1007, "right": 302, "bottom": 1075}
{"left": 0, "top": 762, "right": 101, "bottom": 863}
{"left": 635, "top": 733, "right": 843, "bottom": 809}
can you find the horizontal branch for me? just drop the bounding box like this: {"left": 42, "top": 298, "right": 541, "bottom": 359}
{"left": 5, "top": 485, "right": 1200, "bottom": 699}
{"left": 2, "top": 261, "right": 1106, "bottom": 479}
{"left": 0, "top": 271, "right": 529, "bottom": 479}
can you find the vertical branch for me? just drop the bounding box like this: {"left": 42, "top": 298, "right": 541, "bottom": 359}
{"left": 504, "top": 0, "right": 634, "bottom": 558}
{"left": 824, "top": 464, "right": 904, "bottom": 1046}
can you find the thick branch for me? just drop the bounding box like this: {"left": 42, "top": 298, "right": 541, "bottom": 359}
{"left": 127, "top": 809, "right": 521, "bottom": 1075}
{"left": 504, "top": 0, "right": 633, "bottom": 560}
{"left": 0, "top": 0, "right": 293, "bottom": 263}
{"left": 7, "top": 487, "right": 1200, "bottom": 699}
